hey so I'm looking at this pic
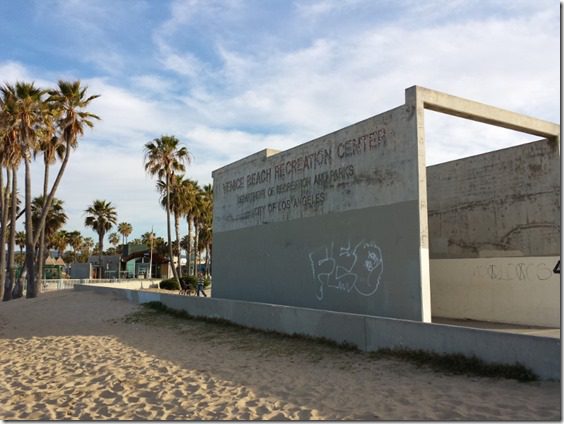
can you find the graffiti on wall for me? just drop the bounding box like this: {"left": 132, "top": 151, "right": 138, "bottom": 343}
{"left": 308, "top": 240, "right": 384, "bottom": 301}
{"left": 472, "top": 261, "right": 554, "bottom": 282}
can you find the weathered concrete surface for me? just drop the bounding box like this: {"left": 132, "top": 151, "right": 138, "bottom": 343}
{"left": 213, "top": 104, "right": 431, "bottom": 321}
{"left": 427, "top": 139, "right": 560, "bottom": 258}
{"left": 411, "top": 85, "right": 560, "bottom": 140}
{"left": 74, "top": 285, "right": 561, "bottom": 381}
{"left": 430, "top": 257, "right": 560, "bottom": 327}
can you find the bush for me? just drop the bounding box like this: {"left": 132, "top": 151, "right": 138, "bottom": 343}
{"left": 182, "top": 275, "right": 197, "bottom": 289}
{"left": 203, "top": 276, "right": 212, "bottom": 288}
{"left": 159, "top": 278, "right": 180, "bottom": 291}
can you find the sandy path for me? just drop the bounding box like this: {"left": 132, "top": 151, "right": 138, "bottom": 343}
{"left": 0, "top": 290, "right": 560, "bottom": 420}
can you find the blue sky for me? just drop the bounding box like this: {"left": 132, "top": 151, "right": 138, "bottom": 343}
{"left": 0, "top": 0, "right": 560, "bottom": 241}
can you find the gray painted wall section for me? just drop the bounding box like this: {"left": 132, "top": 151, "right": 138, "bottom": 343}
{"left": 427, "top": 139, "right": 561, "bottom": 258}
{"left": 74, "top": 285, "right": 560, "bottom": 380}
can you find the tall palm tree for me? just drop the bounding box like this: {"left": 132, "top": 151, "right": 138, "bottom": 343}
{"left": 182, "top": 179, "right": 200, "bottom": 276}
{"left": 34, "top": 118, "right": 65, "bottom": 286}
{"left": 6, "top": 82, "right": 46, "bottom": 298}
{"left": 157, "top": 175, "right": 192, "bottom": 276}
{"left": 144, "top": 135, "right": 190, "bottom": 284}
{"left": 27, "top": 81, "right": 99, "bottom": 293}
{"left": 117, "top": 222, "right": 132, "bottom": 245}
{"left": 0, "top": 84, "right": 24, "bottom": 300}
{"left": 199, "top": 184, "right": 213, "bottom": 276}
{"left": 84, "top": 200, "right": 117, "bottom": 278}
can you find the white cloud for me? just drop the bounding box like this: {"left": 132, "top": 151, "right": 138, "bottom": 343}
{"left": 3, "top": 0, "right": 559, "bottom": 241}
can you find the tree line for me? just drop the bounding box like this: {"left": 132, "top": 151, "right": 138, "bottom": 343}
{"left": 0, "top": 80, "right": 99, "bottom": 300}
{"left": 144, "top": 135, "right": 213, "bottom": 283}
{"left": 0, "top": 80, "right": 213, "bottom": 300}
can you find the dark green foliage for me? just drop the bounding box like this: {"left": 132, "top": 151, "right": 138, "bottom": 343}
{"left": 203, "top": 276, "right": 212, "bottom": 288}
{"left": 371, "top": 348, "right": 537, "bottom": 382}
{"left": 159, "top": 278, "right": 180, "bottom": 291}
{"left": 182, "top": 275, "right": 197, "bottom": 289}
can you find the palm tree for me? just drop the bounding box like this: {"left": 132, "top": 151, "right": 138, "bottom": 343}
{"left": 157, "top": 175, "right": 192, "bottom": 276}
{"left": 15, "top": 231, "right": 25, "bottom": 256}
{"left": 0, "top": 84, "right": 25, "bottom": 300}
{"left": 108, "top": 232, "right": 120, "bottom": 251}
{"left": 82, "top": 237, "right": 94, "bottom": 258}
{"left": 5, "top": 82, "right": 46, "bottom": 298}
{"left": 117, "top": 222, "right": 133, "bottom": 245}
{"left": 84, "top": 200, "right": 117, "bottom": 278}
{"left": 27, "top": 80, "right": 99, "bottom": 294}
{"left": 31, "top": 195, "right": 67, "bottom": 280}
{"left": 34, "top": 119, "right": 65, "bottom": 287}
{"left": 199, "top": 184, "right": 213, "bottom": 276}
{"left": 67, "top": 230, "right": 83, "bottom": 261}
{"left": 144, "top": 135, "right": 190, "bottom": 284}
{"left": 49, "top": 230, "right": 68, "bottom": 259}
{"left": 182, "top": 179, "right": 200, "bottom": 276}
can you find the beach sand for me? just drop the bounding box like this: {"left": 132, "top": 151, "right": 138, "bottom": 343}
{"left": 0, "top": 290, "right": 560, "bottom": 420}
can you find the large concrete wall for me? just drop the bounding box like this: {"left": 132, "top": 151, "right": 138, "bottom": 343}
{"left": 74, "top": 285, "right": 561, "bottom": 381}
{"left": 430, "top": 257, "right": 560, "bottom": 327}
{"left": 212, "top": 102, "right": 430, "bottom": 321}
{"left": 427, "top": 139, "right": 560, "bottom": 259}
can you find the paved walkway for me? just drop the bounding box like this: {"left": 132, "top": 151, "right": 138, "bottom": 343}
{"left": 433, "top": 317, "right": 560, "bottom": 339}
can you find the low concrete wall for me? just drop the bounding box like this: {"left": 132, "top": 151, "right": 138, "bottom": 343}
{"left": 82, "top": 280, "right": 159, "bottom": 290}
{"left": 75, "top": 284, "right": 560, "bottom": 380}
{"left": 430, "top": 257, "right": 560, "bottom": 327}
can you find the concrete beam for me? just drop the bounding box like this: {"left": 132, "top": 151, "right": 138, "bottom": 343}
{"left": 405, "top": 86, "right": 560, "bottom": 140}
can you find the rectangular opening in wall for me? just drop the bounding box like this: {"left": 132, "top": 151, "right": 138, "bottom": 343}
{"left": 423, "top": 109, "right": 560, "bottom": 329}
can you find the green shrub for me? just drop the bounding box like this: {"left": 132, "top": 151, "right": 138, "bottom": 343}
{"left": 159, "top": 278, "right": 180, "bottom": 291}
{"left": 182, "top": 275, "right": 197, "bottom": 289}
{"left": 203, "top": 276, "right": 212, "bottom": 288}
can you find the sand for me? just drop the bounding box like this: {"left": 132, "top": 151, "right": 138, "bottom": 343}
{"left": 0, "top": 290, "right": 560, "bottom": 420}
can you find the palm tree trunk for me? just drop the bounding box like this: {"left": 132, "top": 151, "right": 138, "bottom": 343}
{"left": 174, "top": 212, "right": 181, "bottom": 277}
{"left": 193, "top": 222, "right": 199, "bottom": 277}
{"left": 205, "top": 243, "right": 210, "bottom": 277}
{"left": 98, "top": 233, "right": 103, "bottom": 279}
{"left": 166, "top": 174, "right": 180, "bottom": 284}
{"left": 32, "top": 138, "right": 71, "bottom": 247}
{"left": 5, "top": 169, "right": 17, "bottom": 300}
{"left": 37, "top": 160, "right": 49, "bottom": 289}
{"left": 0, "top": 167, "right": 9, "bottom": 301}
{"left": 24, "top": 158, "right": 37, "bottom": 298}
{"left": 186, "top": 217, "right": 192, "bottom": 277}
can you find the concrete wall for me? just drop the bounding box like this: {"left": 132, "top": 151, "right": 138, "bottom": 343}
{"left": 427, "top": 139, "right": 560, "bottom": 259}
{"left": 212, "top": 101, "right": 431, "bottom": 321}
{"left": 426, "top": 138, "right": 560, "bottom": 328}
{"left": 69, "top": 263, "right": 91, "bottom": 279}
{"left": 82, "top": 280, "right": 158, "bottom": 290}
{"left": 430, "top": 257, "right": 560, "bottom": 327}
{"left": 74, "top": 284, "right": 561, "bottom": 380}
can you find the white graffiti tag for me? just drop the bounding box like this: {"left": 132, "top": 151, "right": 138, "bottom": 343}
{"left": 308, "top": 240, "right": 383, "bottom": 301}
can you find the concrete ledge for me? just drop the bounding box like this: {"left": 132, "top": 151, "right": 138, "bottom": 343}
{"left": 74, "top": 285, "right": 561, "bottom": 380}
